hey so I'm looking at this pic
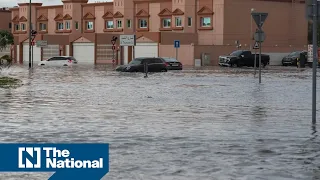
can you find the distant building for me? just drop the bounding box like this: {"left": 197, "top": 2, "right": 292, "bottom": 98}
{"left": 10, "top": 0, "right": 308, "bottom": 66}
{"left": 0, "top": 7, "right": 11, "bottom": 32}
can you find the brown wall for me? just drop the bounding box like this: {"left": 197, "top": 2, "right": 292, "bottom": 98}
{"left": 161, "top": 32, "right": 198, "bottom": 44}
{"left": 223, "top": 0, "right": 308, "bottom": 47}
{"left": 0, "top": 10, "right": 12, "bottom": 32}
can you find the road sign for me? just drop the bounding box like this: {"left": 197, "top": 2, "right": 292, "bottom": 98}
{"left": 253, "top": 41, "right": 260, "bottom": 49}
{"left": 120, "top": 35, "right": 136, "bottom": 46}
{"left": 251, "top": 12, "right": 268, "bottom": 28}
{"left": 111, "top": 36, "right": 117, "bottom": 45}
{"left": 306, "top": 0, "right": 320, "bottom": 20}
{"left": 36, "top": 40, "right": 47, "bottom": 48}
{"left": 174, "top": 40, "right": 180, "bottom": 48}
{"left": 254, "top": 30, "right": 265, "bottom": 42}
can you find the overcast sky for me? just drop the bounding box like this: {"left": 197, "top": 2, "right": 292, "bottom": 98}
{"left": 0, "top": 0, "right": 111, "bottom": 7}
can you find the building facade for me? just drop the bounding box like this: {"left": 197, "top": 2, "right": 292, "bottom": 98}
{"left": 10, "top": 0, "right": 308, "bottom": 66}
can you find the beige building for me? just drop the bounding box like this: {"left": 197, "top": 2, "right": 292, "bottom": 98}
{"left": 10, "top": 0, "right": 308, "bottom": 66}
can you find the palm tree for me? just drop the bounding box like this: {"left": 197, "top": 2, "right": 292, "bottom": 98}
{"left": 0, "top": 30, "right": 14, "bottom": 66}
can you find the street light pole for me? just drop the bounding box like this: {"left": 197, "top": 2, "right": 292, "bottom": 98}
{"left": 250, "top": 8, "right": 255, "bottom": 51}
{"left": 28, "top": 0, "right": 32, "bottom": 69}
{"left": 312, "top": 0, "right": 317, "bottom": 124}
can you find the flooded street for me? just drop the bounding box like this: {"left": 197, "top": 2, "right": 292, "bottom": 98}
{"left": 0, "top": 65, "right": 320, "bottom": 180}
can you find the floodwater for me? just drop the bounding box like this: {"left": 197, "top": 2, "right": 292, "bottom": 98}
{"left": 0, "top": 65, "right": 320, "bottom": 180}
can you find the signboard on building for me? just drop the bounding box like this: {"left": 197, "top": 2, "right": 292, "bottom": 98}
{"left": 120, "top": 35, "right": 136, "bottom": 46}
{"left": 36, "top": 40, "right": 47, "bottom": 48}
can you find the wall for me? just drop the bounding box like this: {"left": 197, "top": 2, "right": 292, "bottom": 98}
{"left": 194, "top": 45, "right": 307, "bottom": 66}
{"left": 194, "top": 45, "right": 237, "bottom": 65}
{"left": 159, "top": 44, "right": 194, "bottom": 65}
{"left": 223, "top": 0, "right": 308, "bottom": 47}
{"left": 0, "top": 10, "right": 11, "bottom": 32}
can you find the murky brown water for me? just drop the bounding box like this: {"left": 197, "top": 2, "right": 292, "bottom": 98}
{"left": 0, "top": 65, "right": 320, "bottom": 180}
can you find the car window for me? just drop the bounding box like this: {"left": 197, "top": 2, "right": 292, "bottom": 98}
{"left": 154, "top": 58, "right": 164, "bottom": 63}
{"left": 163, "top": 58, "right": 177, "bottom": 62}
{"left": 230, "top": 50, "right": 243, "bottom": 56}
{"left": 129, "top": 58, "right": 143, "bottom": 65}
{"left": 242, "top": 51, "right": 251, "bottom": 57}
{"left": 147, "top": 59, "right": 156, "bottom": 64}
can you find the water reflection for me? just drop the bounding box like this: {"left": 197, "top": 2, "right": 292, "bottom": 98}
{"left": 0, "top": 65, "right": 319, "bottom": 179}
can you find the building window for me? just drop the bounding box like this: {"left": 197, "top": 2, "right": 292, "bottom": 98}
{"left": 127, "top": 19, "right": 131, "bottom": 28}
{"left": 117, "top": 20, "right": 122, "bottom": 28}
{"left": 39, "top": 23, "right": 47, "bottom": 31}
{"left": 57, "top": 22, "right": 64, "bottom": 30}
{"left": 175, "top": 17, "right": 182, "bottom": 27}
{"left": 87, "top": 21, "right": 93, "bottom": 30}
{"left": 14, "top": 24, "right": 20, "bottom": 31}
{"left": 106, "top": 20, "right": 113, "bottom": 29}
{"left": 139, "top": 19, "right": 147, "bottom": 28}
{"left": 162, "top": 18, "right": 171, "bottom": 28}
{"left": 21, "top": 23, "right": 26, "bottom": 31}
{"left": 188, "top": 17, "right": 192, "bottom": 27}
{"left": 201, "top": 17, "right": 211, "bottom": 27}
{"left": 65, "top": 21, "right": 71, "bottom": 30}
{"left": 9, "top": 23, "right": 11, "bottom": 29}
{"left": 75, "top": 22, "right": 79, "bottom": 30}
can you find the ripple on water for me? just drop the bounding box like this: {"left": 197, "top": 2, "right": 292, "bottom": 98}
{"left": 0, "top": 66, "right": 320, "bottom": 179}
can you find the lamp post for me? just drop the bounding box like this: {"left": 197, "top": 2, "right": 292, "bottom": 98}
{"left": 250, "top": 8, "right": 255, "bottom": 51}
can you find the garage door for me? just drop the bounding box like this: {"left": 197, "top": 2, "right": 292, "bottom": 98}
{"left": 73, "top": 43, "right": 95, "bottom": 64}
{"left": 134, "top": 43, "right": 158, "bottom": 58}
{"left": 23, "top": 43, "right": 41, "bottom": 63}
{"left": 42, "top": 45, "right": 60, "bottom": 61}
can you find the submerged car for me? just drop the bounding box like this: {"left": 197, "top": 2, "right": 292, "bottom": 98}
{"left": 282, "top": 51, "right": 307, "bottom": 66}
{"left": 161, "top": 57, "right": 183, "bottom": 70}
{"left": 115, "top": 57, "right": 168, "bottom": 72}
{"left": 38, "top": 56, "right": 78, "bottom": 66}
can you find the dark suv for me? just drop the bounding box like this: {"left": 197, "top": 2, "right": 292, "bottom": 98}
{"left": 115, "top": 57, "right": 168, "bottom": 72}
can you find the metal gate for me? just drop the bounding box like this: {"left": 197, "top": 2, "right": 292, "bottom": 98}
{"left": 42, "top": 45, "right": 60, "bottom": 61}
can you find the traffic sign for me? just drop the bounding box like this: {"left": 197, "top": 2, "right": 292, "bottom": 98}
{"left": 174, "top": 40, "right": 180, "bottom": 48}
{"left": 254, "top": 30, "right": 265, "bottom": 42}
{"left": 36, "top": 40, "right": 47, "bottom": 48}
{"left": 251, "top": 12, "right": 268, "bottom": 28}
{"left": 253, "top": 41, "right": 260, "bottom": 49}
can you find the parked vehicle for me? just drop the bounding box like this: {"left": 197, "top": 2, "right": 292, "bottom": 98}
{"left": 219, "top": 50, "right": 270, "bottom": 67}
{"left": 282, "top": 51, "right": 307, "bottom": 66}
{"left": 161, "top": 57, "right": 183, "bottom": 70}
{"left": 115, "top": 57, "right": 168, "bottom": 72}
{"left": 38, "top": 56, "right": 78, "bottom": 66}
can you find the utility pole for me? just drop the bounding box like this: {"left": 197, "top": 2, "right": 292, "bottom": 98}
{"left": 28, "top": 0, "right": 32, "bottom": 69}
{"left": 311, "top": 0, "right": 317, "bottom": 124}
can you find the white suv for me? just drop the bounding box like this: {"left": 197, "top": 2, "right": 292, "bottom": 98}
{"left": 38, "top": 56, "right": 78, "bottom": 66}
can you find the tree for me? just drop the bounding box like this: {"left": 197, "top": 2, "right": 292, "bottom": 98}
{"left": 0, "top": 30, "right": 13, "bottom": 52}
{"left": 0, "top": 30, "right": 13, "bottom": 67}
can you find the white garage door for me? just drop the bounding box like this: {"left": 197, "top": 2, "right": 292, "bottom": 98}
{"left": 73, "top": 43, "right": 95, "bottom": 64}
{"left": 42, "top": 45, "right": 60, "bottom": 61}
{"left": 134, "top": 43, "right": 158, "bottom": 58}
{"left": 23, "top": 43, "right": 41, "bottom": 63}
